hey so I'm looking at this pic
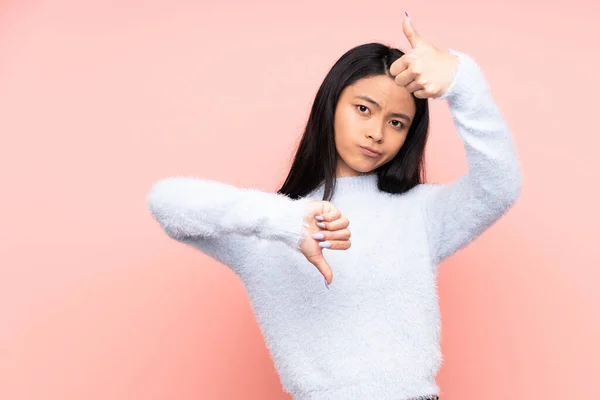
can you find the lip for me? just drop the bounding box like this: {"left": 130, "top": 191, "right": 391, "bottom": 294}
{"left": 358, "top": 145, "right": 383, "bottom": 158}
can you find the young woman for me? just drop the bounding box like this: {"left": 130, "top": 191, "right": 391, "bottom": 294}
{"left": 147, "top": 13, "right": 522, "bottom": 400}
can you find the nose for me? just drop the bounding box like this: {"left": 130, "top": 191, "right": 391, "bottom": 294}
{"left": 366, "top": 125, "right": 384, "bottom": 142}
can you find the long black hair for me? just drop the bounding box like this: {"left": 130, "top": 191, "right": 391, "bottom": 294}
{"left": 277, "top": 42, "right": 430, "bottom": 201}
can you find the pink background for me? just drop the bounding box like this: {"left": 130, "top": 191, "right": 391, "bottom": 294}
{"left": 1, "top": 1, "right": 599, "bottom": 399}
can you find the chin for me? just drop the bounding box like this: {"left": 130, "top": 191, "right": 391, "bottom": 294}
{"left": 347, "top": 162, "right": 378, "bottom": 174}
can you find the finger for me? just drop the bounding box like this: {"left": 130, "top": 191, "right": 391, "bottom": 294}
{"left": 319, "top": 207, "right": 341, "bottom": 222}
{"left": 319, "top": 240, "right": 351, "bottom": 251}
{"left": 413, "top": 89, "right": 429, "bottom": 99}
{"left": 405, "top": 78, "right": 427, "bottom": 93}
{"left": 389, "top": 54, "right": 412, "bottom": 77}
{"left": 394, "top": 69, "right": 417, "bottom": 88}
{"left": 312, "top": 228, "right": 351, "bottom": 241}
{"left": 318, "top": 216, "right": 349, "bottom": 231}
{"left": 403, "top": 11, "right": 425, "bottom": 49}
{"left": 307, "top": 254, "right": 333, "bottom": 284}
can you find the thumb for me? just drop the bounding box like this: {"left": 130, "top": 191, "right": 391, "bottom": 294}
{"left": 308, "top": 253, "right": 333, "bottom": 286}
{"left": 403, "top": 11, "right": 424, "bottom": 48}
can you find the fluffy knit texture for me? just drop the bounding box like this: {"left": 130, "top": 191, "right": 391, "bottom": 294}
{"left": 147, "top": 48, "right": 522, "bottom": 400}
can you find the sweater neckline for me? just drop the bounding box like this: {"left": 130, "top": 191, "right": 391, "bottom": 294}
{"left": 309, "top": 173, "right": 379, "bottom": 198}
{"left": 335, "top": 173, "right": 379, "bottom": 193}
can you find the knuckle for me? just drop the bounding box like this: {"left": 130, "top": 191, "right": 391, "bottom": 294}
{"left": 325, "top": 212, "right": 339, "bottom": 222}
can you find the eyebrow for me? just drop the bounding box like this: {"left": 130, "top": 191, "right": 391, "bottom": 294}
{"left": 354, "top": 95, "right": 412, "bottom": 122}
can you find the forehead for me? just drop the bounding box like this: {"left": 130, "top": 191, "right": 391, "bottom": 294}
{"left": 342, "top": 75, "right": 414, "bottom": 108}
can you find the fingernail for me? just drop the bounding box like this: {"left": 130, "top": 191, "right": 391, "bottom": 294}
{"left": 316, "top": 222, "right": 326, "bottom": 229}
{"left": 319, "top": 241, "right": 331, "bottom": 248}
{"left": 315, "top": 215, "right": 324, "bottom": 221}
{"left": 312, "top": 233, "right": 325, "bottom": 240}
{"left": 324, "top": 278, "right": 330, "bottom": 289}
{"left": 405, "top": 10, "right": 410, "bottom": 18}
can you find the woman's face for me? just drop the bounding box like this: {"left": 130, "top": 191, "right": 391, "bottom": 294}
{"left": 333, "top": 74, "right": 416, "bottom": 177}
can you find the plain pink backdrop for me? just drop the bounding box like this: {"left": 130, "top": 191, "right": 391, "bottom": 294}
{"left": 1, "top": 1, "right": 599, "bottom": 399}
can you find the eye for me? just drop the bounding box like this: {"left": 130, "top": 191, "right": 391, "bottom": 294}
{"left": 355, "top": 105, "right": 370, "bottom": 114}
{"left": 390, "top": 120, "right": 404, "bottom": 130}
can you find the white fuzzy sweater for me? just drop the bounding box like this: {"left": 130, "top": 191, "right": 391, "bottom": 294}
{"left": 147, "top": 49, "right": 522, "bottom": 400}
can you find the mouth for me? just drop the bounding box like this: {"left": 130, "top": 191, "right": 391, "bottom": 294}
{"left": 358, "top": 145, "right": 383, "bottom": 158}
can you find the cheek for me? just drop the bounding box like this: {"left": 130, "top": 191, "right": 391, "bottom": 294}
{"left": 383, "top": 134, "right": 408, "bottom": 159}
{"left": 334, "top": 110, "right": 357, "bottom": 145}
{"left": 397, "top": 134, "right": 408, "bottom": 148}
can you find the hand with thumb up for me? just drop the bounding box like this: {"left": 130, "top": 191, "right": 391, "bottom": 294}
{"left": 389, "top": 11, "right": 460, "bottom": 99}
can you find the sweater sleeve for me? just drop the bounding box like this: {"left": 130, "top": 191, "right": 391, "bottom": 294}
{"left": 147, "top": 176, "right": 311, "bottom": 257}
{"left": 423, "top": 49, "right": 523, "bottom": 266}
